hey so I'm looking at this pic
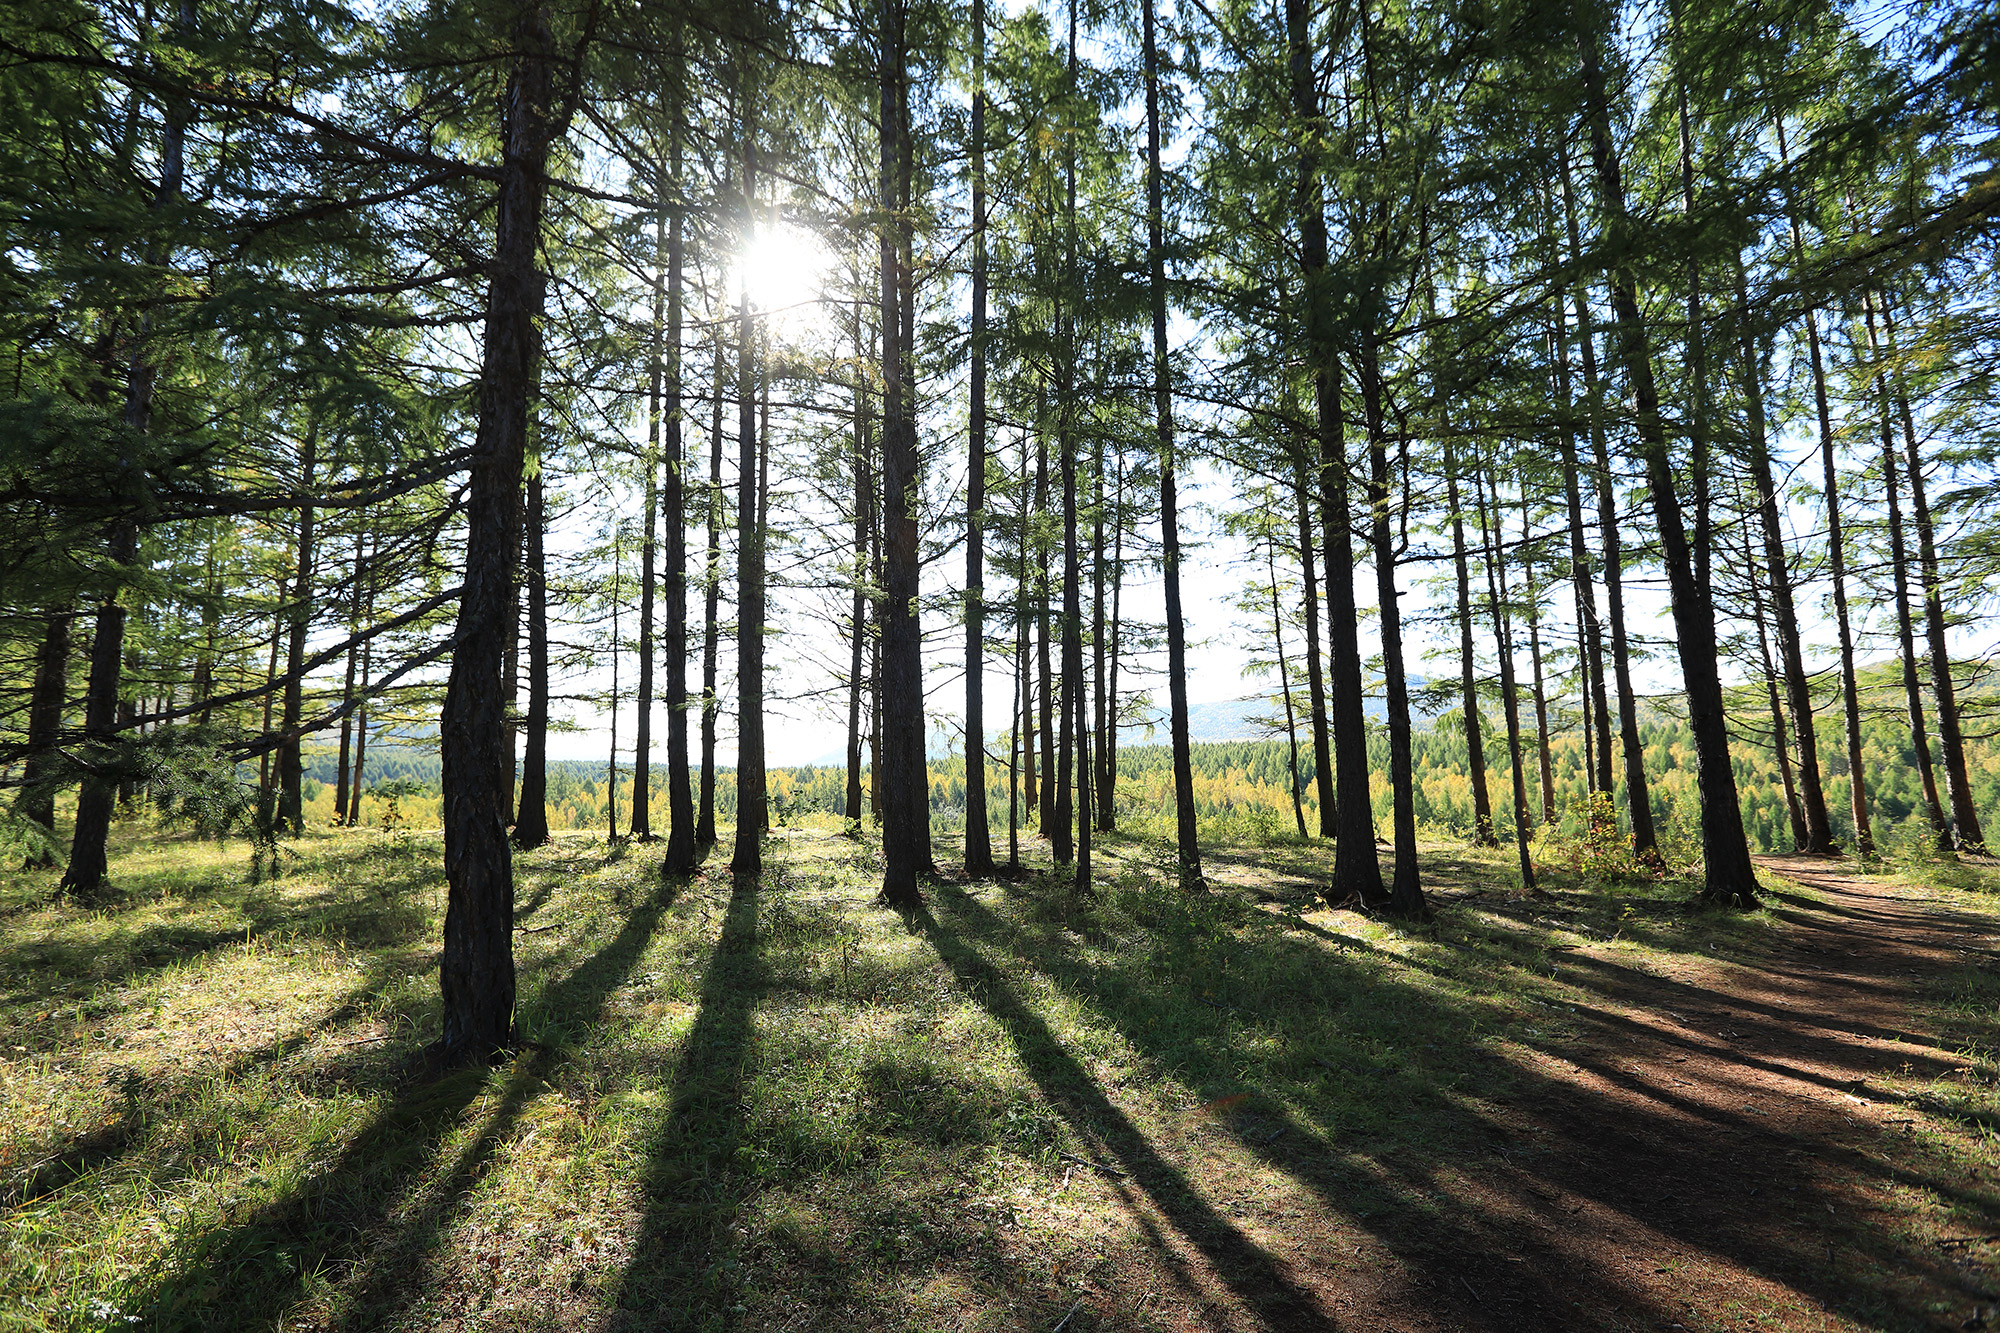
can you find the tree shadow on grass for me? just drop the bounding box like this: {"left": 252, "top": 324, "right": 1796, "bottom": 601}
{"left": 930, "top": 879, "right": 2000, "bottom": 1331}
{"left": 119, "top": 891, "right": 675, "bottom": 1331}
{"left": 914, "top": 900, "right": 1346, "bottom": 1330}
{"left": 612, "top": 871, "right": 765, "bottom": 1330}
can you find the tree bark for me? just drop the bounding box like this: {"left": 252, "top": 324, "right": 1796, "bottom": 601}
{"left": 1521, "top": 503, "right": 1557, "bottom": 824}
{"left": 1733, "top": 251, "right": 1834, "bottom": 852}
{"left": 733, "top": 97, "right": 767, "bottom": 876}
{"left": 17, "top": 607, "right": 71, "bottom": 865}
{"left": 513, "top": 468, "right": 551, "bottom": 849}
{"left": 877, "top": 0, "right": 927, "bottom": 906}
{"left": 1883, "top": 300, "right": 1985, "bottom": 852}
{"left": 698, "top": 326, "right": 725, "bottom": 847}
{"left": 278, "top": 423, "right": 318, "bottom": 836}
{"left": 661, "top": 103, "right": 697, "bottom": 875}
{"left": 1447, "top": 450, "right": 1496, "bottom": 846}
{"left": 1476, "top": 463, "right": 1537, "bottom": 890}
{"left": 1549, "top": 301, "right": 1613, "bottom": 798}
{"left": 1296, "top": 460, "right": 1334, "bottom": 837}
{"left": 1578, "top": 33, "right": 1756, "bottom": 905}
{"left": 438, "top": 2, "right": 563, "bottom": 1062}
{"left": 964, "top": 0, "right": 994, "bottom": 874}
{"left": 1286, "top": 0, "right": 1380, "bottom": 907}
{"left": 1558, "top": 139, "right": 1656, "bottom": 859}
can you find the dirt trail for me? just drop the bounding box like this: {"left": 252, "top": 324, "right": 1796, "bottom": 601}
{"left": 1097, "top": 856, "right": 2000, "bottom": 1333}
{"left": 1375, "top": 855, "right": 2000, "bottom": 1332}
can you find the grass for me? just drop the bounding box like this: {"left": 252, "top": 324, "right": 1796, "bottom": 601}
{"left": 1, "top": 814, "right": 1997, "bottom": 1331}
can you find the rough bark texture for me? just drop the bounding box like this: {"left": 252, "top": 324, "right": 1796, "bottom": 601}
{"left": 277, "top": 425, "right": 317, "bottom": 836}
{"left": 1296, "top": 465, "right": 1334, "bottom": 838}
{"left": 1448, "top": 456, "right": 1496, "bottom": 846}
{"left": 733, "top": 114, "right": 767, "bottom": 878}
{"left": 698, "top": 330, "right": 724, "bottom": 847}
{"left": 876, "top": 0, "right": 927, "bottom": 907}
{"left": 438, "top": 5, "right": 560, "bottom": 1062}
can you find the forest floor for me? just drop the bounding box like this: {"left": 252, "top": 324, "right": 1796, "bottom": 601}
{"left": 2, "top": 820, "right": 1999, "bottom": 1332}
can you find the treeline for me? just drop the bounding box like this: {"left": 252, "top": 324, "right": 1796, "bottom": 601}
{"left": 4, "top": 0, "right": 1997, "bottom": 1060}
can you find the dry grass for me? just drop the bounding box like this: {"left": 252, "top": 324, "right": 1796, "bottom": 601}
{"left": 1, "top": 815, "right": 1996, "bottom": 1331}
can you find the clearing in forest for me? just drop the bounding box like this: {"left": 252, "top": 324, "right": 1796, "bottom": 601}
{"left": 2, "top": 826, "right": 1997, "bottom": 1332}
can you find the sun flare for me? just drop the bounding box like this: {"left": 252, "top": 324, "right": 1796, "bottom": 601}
{"left": 733, "top": 225, "right": 835, "bottom": 334}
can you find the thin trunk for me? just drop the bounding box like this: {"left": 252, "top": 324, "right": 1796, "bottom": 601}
{"left": 1579, "top": 35, "right": 1756, "bottom": 905}
{"left": 278, "top": 425, "right": 318, "bottom": 836}
{"left": 1559, "top": 138, "right": 1656, "bottom": 858}
{"left": 1477, "top": 464, "right": 1537, "bottom": 889}
{"left": 964, "top": 0, "right": 994, "bottom": 873}
{"left": 1883, "top": 298, "right": 1986, "bottom": 852}
{"left": 1550, "top": 302, "right": 1613, "bottom": 798}
{"left": 698, "top": 326, "right": 724, "bottom": 846}
{"left": 1776, "top": 116, "right": 1869, "bottom": 857}
{"left": 1521, "top": 504, "right": 1557, "bottom": 824}
{"left": 1744, "top": 494, "right": 1806, "bottom": 849}
{"left": 661, "top": 100, "right": 697, "bottom": 873}
{"left": 513, "top": 469, "right": 551, "bottom": 848}
{"left": 1734, "top": 250, "right": 1833, "bottom": 852}
{"left": 335, "top": 533, "right": 362, "bottom": 826}
{"left": 1101, "top": 456, "right": 1124, "bottom": 831}
{"left": 734, "top": 96, "right": 767, "bottom": 875}
{"left": 351, "top": 568, "right": 372, "bottom": 828}
{"left": 1296, "top": 459, "right": 1334, "bottom": 837}
{"left": 1145, "top": 0, "right": 1201, "bottom": 884}
{"left": 845, "top": 319, "right": 873, "bottom": 826}
{"left": 1361, "top": 346, "right": 1426, "bottom": 918}
{"left": 634, "top": 205, "right": 664, "bottom": 842}
{"left": 1036, "top": 423, "right": 1058, "bottom": 849}
{"left": 1448, "top": 452, "right": 1496, "bottom": 846}
{"left": 17, "top": 607, "right": 71, "bottom": 864}
{"left": 1270, "top": 534, "right": 1308, "bottom": 839}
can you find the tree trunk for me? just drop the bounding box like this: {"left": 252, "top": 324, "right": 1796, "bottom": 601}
{"left": 698, "top": 325, "right": 724, "bottom": 847}
{"left": 1521, "top": 502, "right": 1557, "bottom": 824}
{"left": 1743, "top": 516, "right": 1805, "bottom": 849}
{"left": 607, "top": 542, "right": 622, "bottom": 842}
{"left": 335, "top": 533, "right": 362, "bottom": 826}
{"left": 1578, "top": 32, "right": 1756, "bottom": 906}
{"left": 351, "top": 570, "right": 372, "bottom": 827}
{"left": 1361, "top": 347, "right": 1427, "bottom": 919}
{"left": 1296, "top": 460, "right": 1334, "bottom": 837}
{"left": 1286, "top": 0, "right": 1380, "bottom": 907}
{"left": 1144, "top": 0, "right": 1201, "bottom": 886}
{"left": 17, "top": 607, "right": 71, "bottom": 865}
{"left": 877, "top": 0, "right": 927, "bottom": 906}
{"left": 661, "top": 105, "right": 697, "bottom": 874}
{"left": 513, "top": 468, "right": 551, "bottom": 848}
{"left": 634, "top": 207, "right": 664, "bottom": 842}
{"left": 1733, "top": 251, "right": 1834, "bottom": 852}
{"left": 1477, "top": 463, "right": 1537, "bottom": 890}
{"left": 1559, "top": 140, "right": 1656, "bottom": 859}
{"left": 1882, "top": 299, "right": 1985, "bottom": 853}
{"left": 1447, "top": 451, "right": 1496, "bottom": 846}
{"left": 278, "top": 423, "right": 318, "bottom": 836}
{"left": 964, "top": 0, "right": 994, "bottom": 874}
{"left": 438, "top": 3, "right": 563, "bottom": 1062}
{"left": 845, "top": 316, "right": 873, "bottom": 827}
{"left": 1270, "top": 534, "right": 1308, "bottom": 839}
{"left": 1549, "top": 301, "right": 1613, "bottom": 798}
{"left": 733, "top": 103, "right": 767, "bottom": 877}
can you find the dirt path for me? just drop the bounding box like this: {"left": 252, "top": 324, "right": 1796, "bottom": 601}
{"left": 1071, "top": 856, "right": 2000, "bottom": 1333}
{"left": 1362, "top": 856, "right": 2000, "bottom": 1332}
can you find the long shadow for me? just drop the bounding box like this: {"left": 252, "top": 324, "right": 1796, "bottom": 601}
{"left": 613, "top": 871, "right": 765, "bottom": 1330}
{"left": 122, "top": 892, "right": 674, "bottom": 1331}
{"left": 917, "top": 899, "right": 1347, "bottom": 1330}
{"left": 936, "top": 879, "right": 2000, "bottom": 1330}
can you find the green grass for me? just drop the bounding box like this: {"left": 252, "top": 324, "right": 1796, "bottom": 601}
{"left": 1, "top": 816, "right": 1997, "bottom": 1331}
